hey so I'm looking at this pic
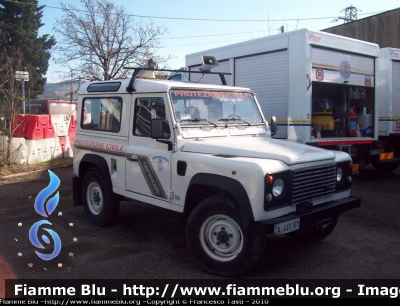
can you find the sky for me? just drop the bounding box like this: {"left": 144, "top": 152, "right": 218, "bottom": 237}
{"left": 34, "top": 0, "right": 400, "bottom": 83}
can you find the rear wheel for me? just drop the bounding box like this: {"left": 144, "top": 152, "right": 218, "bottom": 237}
{"left": 371, "top": 160, "right": 400, "bottom": 173}
{"left": 82, "top": 169, "right": 120, "bottom": 226}
{"left": 185, "top": 195, "right": 266, "bottom": 277}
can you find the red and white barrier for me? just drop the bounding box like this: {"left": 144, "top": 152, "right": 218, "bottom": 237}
{"left": 0, "top": 136, "right": 27, "bottom": 165}
{"left": 8, "top": 103, "right": 77, "bottom": 165}
{"left": 25, "top": 139, "right": 43, "bottom": 165}
{"left": 51, "top": 114, "right": 69, "bottom": 137}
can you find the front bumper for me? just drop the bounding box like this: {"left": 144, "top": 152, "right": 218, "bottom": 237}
{"left": 260, "top": 195, "right": 361, "bottom": 235}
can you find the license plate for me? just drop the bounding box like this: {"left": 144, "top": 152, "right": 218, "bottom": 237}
{"left": 370, "top": 149, "right": 383, "bottom": 155}
{"left": 273, "top": 218, "right": 300, "bottom": 235}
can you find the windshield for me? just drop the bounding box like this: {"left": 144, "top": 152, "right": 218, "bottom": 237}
{"left": 170, "top": 90, "right": 263, "bottom": 126}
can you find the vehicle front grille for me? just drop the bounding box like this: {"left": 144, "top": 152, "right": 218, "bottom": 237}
{"left": 290, "top": 162, "right": 336, "bottom": 206}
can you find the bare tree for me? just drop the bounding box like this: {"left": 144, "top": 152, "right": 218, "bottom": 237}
{"left": 53, "top": 0, "right": 171, "bottom": 81}
{"left": 0, "top": 48, "right": 23, "bottom": 165}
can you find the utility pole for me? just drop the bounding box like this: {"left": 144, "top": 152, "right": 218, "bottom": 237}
{"left": 339, "top": 5, "right": 361, "bottom": 23}
{"left": 15, "top": 71, "right": 29, "bottom": 114}
{"left": 21, "top": 79, "right": 25, "bottom": 113}
{"left": 28, "top": 89, "right": 31, "bottom": 114}
{"left": 70, "top": 68, "right": 73, "bottom": 103}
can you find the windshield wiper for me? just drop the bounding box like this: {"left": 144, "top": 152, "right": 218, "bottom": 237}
{"left": 180, "top": 118, "right": 217, "bottom": 127}
{"left": 218, "top": 118, "right": 251, "bottom": 126}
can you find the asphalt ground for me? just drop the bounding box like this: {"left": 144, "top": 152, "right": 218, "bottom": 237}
{"left": 0, "top": 164, "right": 399, "bottom": 297}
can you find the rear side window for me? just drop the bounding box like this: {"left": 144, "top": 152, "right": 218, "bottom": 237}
{"left": 81, "top": 97, "right": 122, "bottom": 132}
{"left": 87, "top": 82, "right": 121, "bottom": 92}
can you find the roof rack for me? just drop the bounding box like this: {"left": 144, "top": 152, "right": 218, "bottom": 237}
{"left": 124, "top": 56, "right": 231, "bottom": 92}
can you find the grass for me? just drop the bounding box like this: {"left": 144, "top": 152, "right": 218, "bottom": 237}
{"left": 0, "top": 157, "right": 73, "bottom": 176}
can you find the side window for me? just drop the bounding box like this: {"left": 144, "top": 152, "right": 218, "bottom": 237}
{"left": 133, "top": 97, "right": 170, "bottom": 139}
{"left": 81, "top": 97, "right": 122, "bottom": 132}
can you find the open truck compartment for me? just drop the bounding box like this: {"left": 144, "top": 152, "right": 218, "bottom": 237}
{"left": 311, "top": 82, "right": 375, "bottom": 139}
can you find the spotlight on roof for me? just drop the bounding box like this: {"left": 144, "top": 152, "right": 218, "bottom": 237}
{"left": 137, "top": 58, "right": 158, "bottom": 79}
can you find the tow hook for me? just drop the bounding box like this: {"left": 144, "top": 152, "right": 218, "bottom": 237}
{"left": 316, "top": 218, "right": 334, "bottom": 230}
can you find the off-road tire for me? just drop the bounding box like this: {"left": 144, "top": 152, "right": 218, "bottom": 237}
{"left": 82, "top": 169, "right": 120, "bottom": 227}
{"left": 185, "top": 195, "right": 266, "bottom": 277}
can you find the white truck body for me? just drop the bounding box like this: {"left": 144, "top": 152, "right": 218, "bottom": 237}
{"left": 376, "top": 47, "right": 400, "bottom": 169}
{"left": 73, "top": 63, "right": 360, "bottom": 277}
{"left": 378, "top": 48, "right": 400, "bottom": 135}
{"left": 181, "top": 29, "right": 398, "bottom": 172}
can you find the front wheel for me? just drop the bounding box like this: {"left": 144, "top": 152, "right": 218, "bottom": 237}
{"left": 185, "top": 195, "right": 266, "bottom": 277}
{"left": 82, "top": 169, "right": 120, "bottom": 227}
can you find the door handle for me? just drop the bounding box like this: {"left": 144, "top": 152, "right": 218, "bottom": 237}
{"left": 126, "top": 155, "right": 138, "bottom": 162}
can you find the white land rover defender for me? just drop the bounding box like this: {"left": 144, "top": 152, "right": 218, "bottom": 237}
{"left": 72, "top": 57, "right": 361, "bottom": 277}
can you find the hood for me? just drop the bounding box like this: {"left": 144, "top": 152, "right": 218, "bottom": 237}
{"left": 182, "top": 137, "right": 335, "bottom": 165}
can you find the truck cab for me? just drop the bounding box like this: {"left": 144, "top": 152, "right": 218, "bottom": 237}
{"left": 72, "top": 58, "right": 361, "bottom": 277}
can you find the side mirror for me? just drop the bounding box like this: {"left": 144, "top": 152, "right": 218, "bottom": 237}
{"left": 151, "top": 118, "right": 173, "bottom": 151}
{"left": 270, "top": 116, "right": 277, "bottom": 137}
{"left": 151, "top": 119, "right": 163, "bottom": 139}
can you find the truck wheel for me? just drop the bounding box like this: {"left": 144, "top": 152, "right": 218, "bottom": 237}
{"left": 286, "top": 215, "right": 339, "bottom": 242}
{"left": 185, "top": 195, "right": 266, "bottom": 277}
{"left": 82, "top": 169, "right": 120, "bottom": 227}
{"left": 371, "top": 160, "right": 400, "bottom": 173}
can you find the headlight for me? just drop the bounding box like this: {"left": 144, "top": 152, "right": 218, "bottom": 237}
{"left": 335, "top": 161, "right": 352, "bottom": 193}
{"left": 272, "top": 178, "right": 284, "bottom": 197}
{"left": 336, "top": 167, "right": 343, "bottom": 182}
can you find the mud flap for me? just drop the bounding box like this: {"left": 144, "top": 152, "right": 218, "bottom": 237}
{"left": 72, "top": 176, "right": 83, "bottom": 206}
